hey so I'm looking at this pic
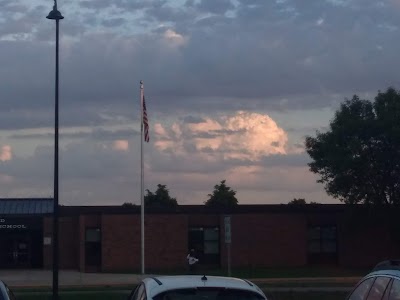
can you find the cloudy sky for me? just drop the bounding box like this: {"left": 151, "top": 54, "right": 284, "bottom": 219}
{"left": 0, "top": 0, "right": 399, "bottom": 205}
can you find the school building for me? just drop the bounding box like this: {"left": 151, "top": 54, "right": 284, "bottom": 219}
{"left": 0, "top": 198, "right": 398, "bottom": 272}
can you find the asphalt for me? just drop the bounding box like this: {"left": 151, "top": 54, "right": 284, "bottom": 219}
{"left": 0, "top": 270, "right": 359, "bottom": 292}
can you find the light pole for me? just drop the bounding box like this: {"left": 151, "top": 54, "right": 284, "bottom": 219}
{"left": 46, "top": 1, "right": 63, "bottom": 300}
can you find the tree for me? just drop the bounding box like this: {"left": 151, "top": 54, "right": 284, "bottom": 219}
{"left": 305, "top": 87, "right": 400, "bottom": 206}
{"left": 122, "top": 202, "right": 137, "bottom": 207}
{"left": 288, "top": 198, "right": 307, "bottom": 205}
{"left": 145, "top": 184, "right": 178, "bottom": 208}
{"left": 205, "top": 180, "right": 238, "bottom": 207}
{"left": 287, "top": 198, "right": 320, "bottom": 205}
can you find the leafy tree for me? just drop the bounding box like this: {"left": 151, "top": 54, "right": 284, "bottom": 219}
{"left": 205, "top": 180, "right": 238, "bottom": 207}
{"left": 305, "top": 88, "right": 400, "bottom": 206}
{"left": 122, "top": 202, "right": 137, "bottom": 207}
{"left": 288, "top": 198, "right": 307, "bottom": 205}
{"left": 145, "top": 184, "right": 178, "bottom": 208}
{"left": 287, "top": 198, "right": 320, "bottom": 205}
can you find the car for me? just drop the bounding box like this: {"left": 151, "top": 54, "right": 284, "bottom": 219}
{"left": 127, "top": 275, "right": 267, "bottom": 300}
{"left": 347, "top": 260, "right": 400, "bottom": 300}
{"left": 0, "top": 280, "right": 16, "bottom": 300}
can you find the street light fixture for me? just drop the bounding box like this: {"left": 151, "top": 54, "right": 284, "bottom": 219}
{"left": 46, "top": 1, "right": 63, "bottom": 300}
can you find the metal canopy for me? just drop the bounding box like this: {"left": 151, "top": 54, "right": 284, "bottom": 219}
{"left": 0, "top": 198, "right": 53, "bottom": 215}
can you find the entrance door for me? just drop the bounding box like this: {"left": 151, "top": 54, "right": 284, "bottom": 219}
{"left": 0, "top": 233, "right": 31, "bottom": 268}
{"left": 12, "top": 236, "right": 30, "bottom": 267}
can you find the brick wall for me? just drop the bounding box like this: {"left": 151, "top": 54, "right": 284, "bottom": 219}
{"left": 101, "top": 214, "right": 188, "bottom": 272}
{"left": 145, "top": 215, "right": 188, "bottom": 270}
{"left": 338, "top": 224, "right": 400, "bottom": 268}
{"left": 101, "top": 214, "right": 140, "bottom": 272}
{"left": 42, "top": 208, "right": 400, "bottom": 272}
{"left": 42, "top": 216, "right": 79, "bottom": 269}
{"left": 221, "top": 214, "right": 307, "bottom": 268}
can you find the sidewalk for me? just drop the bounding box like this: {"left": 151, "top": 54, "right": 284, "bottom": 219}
{"left": 0, "top": 269, "right": 361, "bottom": 288}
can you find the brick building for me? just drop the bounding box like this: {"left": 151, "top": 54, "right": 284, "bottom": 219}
{"left": 0, "top": 198, "right": 398, "bottom": 272}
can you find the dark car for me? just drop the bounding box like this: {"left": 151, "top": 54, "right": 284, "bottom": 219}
{"left": 347, "top": 260, "right": 400, "bottom": 300}
{"left": 0, "top": 281, "right": 16, "bottom": 300}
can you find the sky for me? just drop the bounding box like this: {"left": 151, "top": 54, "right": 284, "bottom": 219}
{"left": 0, "top": 0, "right": 399, "bottom": 206}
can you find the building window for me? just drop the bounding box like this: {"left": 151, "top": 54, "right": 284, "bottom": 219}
{"left": 188, "top": 227, "right": 220, "bottom": 265}
{"left": 85, "top": 228, "right": 101, "bottom": 267}
{"left": 307, "top": 225, "right": 337, "bottom": 264}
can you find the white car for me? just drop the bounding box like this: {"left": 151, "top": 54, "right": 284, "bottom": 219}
{"left": 128, "top": 275, "right": 267, "bottom": 300}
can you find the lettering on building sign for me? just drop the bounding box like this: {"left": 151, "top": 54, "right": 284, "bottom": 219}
{"left": 0, "top": 224, "right": 27, "bottom": 229}
{"left": 0, "top": 219, "right": 28, "bottom": 229}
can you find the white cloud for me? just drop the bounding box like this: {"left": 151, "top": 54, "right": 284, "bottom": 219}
{"left": 316, "top": 18, "right": 324, "bottom": 26}
{"left": 0, "top": 145, "right": 12, "bottom": 161}
{"left": 112, "top": 140, "right": 129, "bottom": 151}
{"left": 163, "top": 29, "right": 187, "bottom": 46}
{"left": 154, "top": 111, "right": 288, "bottom": 161}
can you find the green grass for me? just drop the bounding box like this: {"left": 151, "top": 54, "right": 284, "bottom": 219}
{"left": 257, "top": 281, "right": 354, "bottom": 288}
{"left": 13, "top": 286, "right": 134, "bottom": 293}
{"left": 15, "top": 290, "right": 349, "bottom": 300}
{"left": 144, "top": 266, "right": 367, "bottom": 279}
{"left": 265, "top": 291, "right": 348, "bottom": 300}
{"left": 15, "top": 291, "right": 129, "bottom": 300}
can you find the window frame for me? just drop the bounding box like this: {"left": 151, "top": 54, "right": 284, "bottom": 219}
{"left": 188, "top": 226, "right": 220, "bottom": 265}
{"left": 84, "top": 227, "right": 102, "bottom": 267}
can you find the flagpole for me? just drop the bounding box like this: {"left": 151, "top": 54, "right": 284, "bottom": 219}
{"left": 140, "top": 80, "right": 145, "bottom": 275}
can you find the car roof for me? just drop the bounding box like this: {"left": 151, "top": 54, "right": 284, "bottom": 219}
{"left": 367, "top": 270, "right": 400, "bottom": 279}
{"left": 142, "top": 275, "right": 265, "bottom": 298}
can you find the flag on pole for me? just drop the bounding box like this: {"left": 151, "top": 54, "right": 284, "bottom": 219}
{"left": 142, "top": 95, "right": 150, "bottom": 143}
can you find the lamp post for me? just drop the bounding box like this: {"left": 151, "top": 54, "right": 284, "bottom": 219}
{"left": 46, "top": 1, "right": 63, "bottom": 300}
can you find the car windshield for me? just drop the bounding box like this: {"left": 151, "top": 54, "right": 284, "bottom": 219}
{"left": 153, "top": 288, "right": 264, "bottom": 300}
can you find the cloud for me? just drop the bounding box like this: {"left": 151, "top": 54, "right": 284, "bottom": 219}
{"left": 195, "top": 0, "right": 235, "bottom": 14}
{"left": 0, "top": 145, "right": 12, "bottom": 161}
{"left": 3, "top": 0, "right": 399, "bottom": 205}
{"left": 163, "top": 29, "right": 187, "bottom": 47}
{"left": 155, "top": 111, "right": 288, "bottom": 161}
{"left": 113, "top": 140, "right": 129, "bottom": 151}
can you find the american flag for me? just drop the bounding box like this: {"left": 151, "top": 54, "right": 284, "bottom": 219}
{"left": 142, "top": 95, "right": 149, "bottom": 142}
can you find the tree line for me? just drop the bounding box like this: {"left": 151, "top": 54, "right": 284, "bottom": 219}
{"left": 123, "top": 180, "right": 239, "bottom": 208}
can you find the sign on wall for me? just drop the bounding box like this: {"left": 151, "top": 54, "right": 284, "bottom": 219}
{"left": 0, "top": 217, "right": 41, "bottom": 230}
{"left": 43, "top": 237, "right": 52, "bottom": 245}
{"left": 224, "top": 216, "right": 231, "bottom": 244}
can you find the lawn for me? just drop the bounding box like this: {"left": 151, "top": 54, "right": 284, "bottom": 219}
{"left": 143, "top": 266, "right": 367, "bottom": 279}
{"left": 15, "top": 289, "right": 349, "bottom": 300}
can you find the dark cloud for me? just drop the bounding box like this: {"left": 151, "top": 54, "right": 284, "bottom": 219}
{"left": 80, "top": 0, "right": 112, "bottom": 9}
{"left": 196, "top": 0, "right": 235, "bottom": 14}
{"left": 2, "top": 0, "right": 400, "bottom": 128}
{"left": 182, "top": 116, "right": 206, "bottom": 124}
{"left": 9, "top": 128, "right": 139, "bottom": 140}
{"left": 0, "top": 1, "right": 28, "bottom": 13}
{"left": 101, "top": 18, "right": 126, "bottom": 27}
{"left": 78, "top": 0, "right": 167, "bottom": 11}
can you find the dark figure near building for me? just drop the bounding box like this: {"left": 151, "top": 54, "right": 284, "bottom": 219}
{"left": 186, "top": 249, "right": 199, "bottom": 274}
